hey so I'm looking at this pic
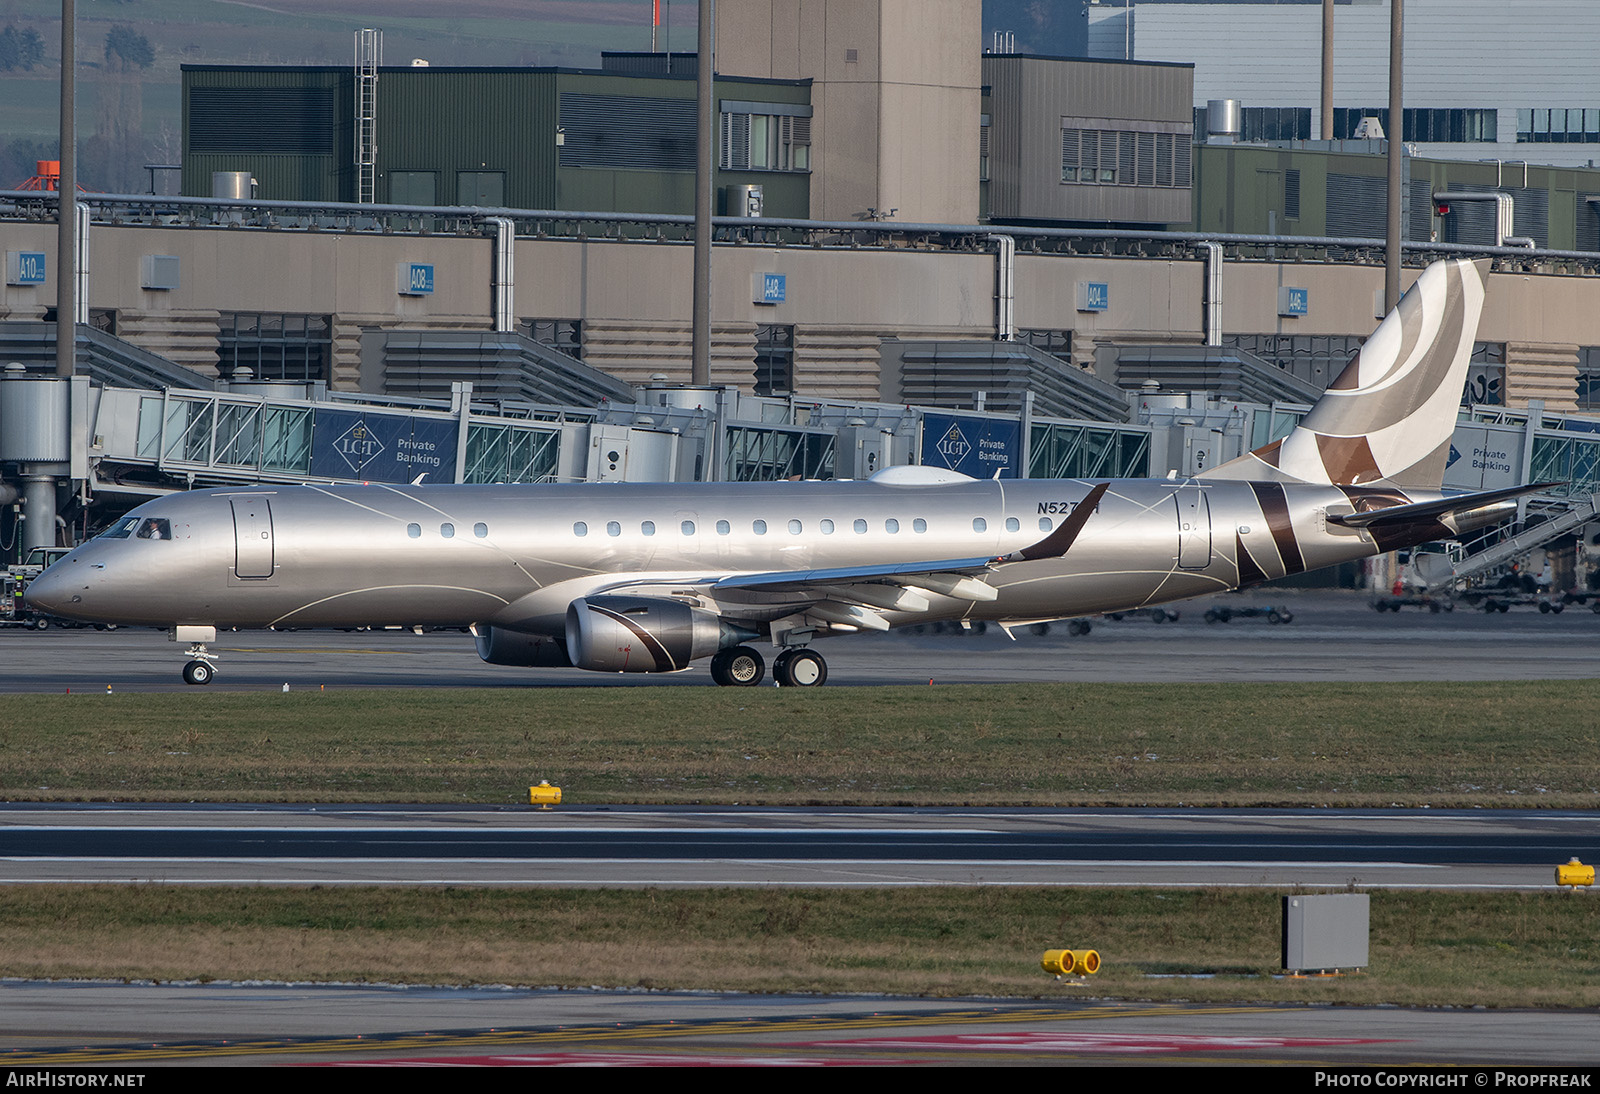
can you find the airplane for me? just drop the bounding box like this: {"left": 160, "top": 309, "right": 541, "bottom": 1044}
{"left": 26, "top": 258, "right": 1540, "bottom": 687}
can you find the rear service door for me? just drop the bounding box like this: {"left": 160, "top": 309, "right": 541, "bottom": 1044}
{"left": 1175, "top": 486, "right": 1212, "bottom": 569}
{"left": 231, "top": 497, "right": 275, "bottom": 578}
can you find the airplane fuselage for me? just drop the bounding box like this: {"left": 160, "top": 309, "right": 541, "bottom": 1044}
{"left": 33, "top": 475, "right": 1388, "bottom": 636}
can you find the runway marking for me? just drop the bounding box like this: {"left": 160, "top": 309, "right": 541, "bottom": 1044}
{"left": 0, "top": 1004, "right": 1260, "bottom": 1065}
{"left": 321, "top": 1051, "right": 900, "bottom": 1066}
{"left": 0, "top": 857, "right": 1447, "bottom": 868}
{"left": 787, "top": 1031, "right": 1397, "bottom": 1054}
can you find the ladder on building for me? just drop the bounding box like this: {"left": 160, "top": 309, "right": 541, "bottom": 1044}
{"left": 354, "top": 29, "right": 381, "bottom": 205}
{"left": 1419, "top": 493, "right": 1600, "bottom": 587}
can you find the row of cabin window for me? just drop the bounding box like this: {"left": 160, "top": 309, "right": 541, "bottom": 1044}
{"left": 571, "top": 516, "right": 1046, "bottom": 538}
{"left": 406, "top": 522, "right": 489, "bottom": 539}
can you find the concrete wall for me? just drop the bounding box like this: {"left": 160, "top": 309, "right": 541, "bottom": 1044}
{"left": 7, "top": 217, "right": 1600, "bottom": 410}
{"left": 720, "top": 0, "right": 982, "bottom": 224}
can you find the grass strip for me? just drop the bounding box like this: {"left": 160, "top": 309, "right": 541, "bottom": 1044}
{"left": 2, "top": 886, "right": 1596, "bottom": 1008}
{"left": 2, "top": 683, "right": 1597, "bottom": 806}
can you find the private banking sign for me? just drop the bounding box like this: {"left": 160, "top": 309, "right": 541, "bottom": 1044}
{"left": 310, "top": 410, "right": 459, "bottom": 484}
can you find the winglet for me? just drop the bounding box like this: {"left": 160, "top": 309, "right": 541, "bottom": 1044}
{"left": 1002, "top": 482, "right": 1110, "bottom": 562}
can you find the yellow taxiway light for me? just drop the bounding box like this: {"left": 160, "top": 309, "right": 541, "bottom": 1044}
{"left": 528, "top": 781, "right": 563, "bottom": 808}
{"left": 1041, "top": 949, "right": 1100, "bottom": 976}
{"left": 1555, "top": 858, "right": 1594, "bottom": 888}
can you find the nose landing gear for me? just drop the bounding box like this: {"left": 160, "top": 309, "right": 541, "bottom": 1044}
{"left": 174, "top": 625, "right": 219, "bottom": 686}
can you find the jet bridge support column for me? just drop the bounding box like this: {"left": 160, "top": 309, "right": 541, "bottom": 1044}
{"left": 0, "top": 368, "right": 71, "bottom": 553}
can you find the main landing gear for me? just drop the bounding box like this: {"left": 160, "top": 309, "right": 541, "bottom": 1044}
{"left": 773, "top": 647, "right": 827, "bottom": 687}
{"left": 710, "top": 645, "right": 764, "bottom": 686}
{"left": 708, "top": 645, "right": 831, "bottom": 687}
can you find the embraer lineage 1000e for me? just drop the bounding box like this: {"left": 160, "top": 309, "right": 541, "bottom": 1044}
{"left": 28, "top": 259, "right": 1538, "bottom": 686}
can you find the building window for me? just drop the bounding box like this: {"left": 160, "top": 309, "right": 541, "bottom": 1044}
{"left": 754, "top": 324, "right": 795, "bottom": 396}
{"left": 562, "top": 93, "right": 695, "bottom": 171}
{"left": 1334, "top": 108, "right": 1498, "bottom": 143}
{"left": 520, "top": 318, "right": 583, "bottom": 360}
{"left": 1577, "top": 349, "right": 1600, "bottom": 410}
{"left": 720, "top": 104, "right": 811, "bottom": 172}
{"left": 1224, "top": 334, "right": 1367, "bottom": 390}
{"left": 1518, "top": 108, "right": 1600, "bottom": 143}
{"left": 1063, "top": 124, "right": 1190, "bottom": 188}
{"left": 1466, "top": 342, "right": 1506, "bottom": 406}
{"left": 1017, "top": 329, "right": 1071, "bottom": 359}
{"left": 217, "top": 312, "right": 332, "bottom": 383}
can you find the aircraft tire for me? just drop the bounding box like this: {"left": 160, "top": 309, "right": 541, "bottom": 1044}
{"left": 711, "top": 646, "right": 765, "bottom": 687}
{"left": 182, "top": 659, "right": 214, "bottom": 686}
{"left": 774, "top": 648, "right": 827, "bottom": 687}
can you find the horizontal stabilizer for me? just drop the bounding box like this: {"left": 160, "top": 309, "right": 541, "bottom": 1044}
{"left": 1327, "top": 482, "right": 1558, "bottom": 529}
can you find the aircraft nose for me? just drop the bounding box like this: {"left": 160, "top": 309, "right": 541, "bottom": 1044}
{"left": 23, "top": 562, "right": 79, "bottom": 616}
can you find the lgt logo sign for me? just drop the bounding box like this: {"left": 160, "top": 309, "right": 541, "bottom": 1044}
{"left": 333, "top": 420, "right": 385, "bottom": 472}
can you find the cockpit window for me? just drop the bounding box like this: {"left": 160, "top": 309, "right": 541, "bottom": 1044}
{"left": 101, "top": 516, "right": 169, "bottom": 541}
{"left": 99, "top": 517, "right": 141, "bottom": 540}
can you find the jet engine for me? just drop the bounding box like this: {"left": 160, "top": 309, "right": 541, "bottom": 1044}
{"left": 565, "top": 595, "right": 735, "bottom": 673}
{"left": 473, "top": 626, "right": 573, "bottom": 667}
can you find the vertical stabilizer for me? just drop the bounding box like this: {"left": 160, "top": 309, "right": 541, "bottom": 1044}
{"left": 1200, "top": 258, "right": 1489, "bottom": 489}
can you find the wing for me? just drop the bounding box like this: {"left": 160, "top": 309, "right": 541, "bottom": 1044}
{"left": 602, "top": 482, "right": 1111, "bottom": 634}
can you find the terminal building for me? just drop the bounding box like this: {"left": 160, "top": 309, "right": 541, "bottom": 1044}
{"left": 3, "top": 0, "right": 1600, "bottom": 595}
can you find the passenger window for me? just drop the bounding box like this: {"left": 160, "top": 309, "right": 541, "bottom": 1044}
{"left": 788, "top": 519, "right": 802, "bottom": 534}
{"left": 912, "top": 518, "right": 927, "bottom": 533}
{"left": 886, "top": 518, "right": 900, "bottom": 533}
{"left": 1006, "top": 517, "right": 1020, "bottom": 532}
{"left": 821, "top": 519, "right": 835, "bottom": 534}
{"left": 854, "top": 519, "right": 867, "bottom": 534}
{"left": 753, "top": 520, "right": 767, "bottom": 535}
{"left": 441, "top": 523, "right": 455, "bottom": 538}
{"left": 717, "top": 520, "right": 730, "bottom": 535}
{"left": 607, "top": 521, "right": 621, "bottom": 537}
{"left": 407, "top": 523, "right": 421, "bottom": 539}
{"left": 474, "top": 522, "right": 488, "bottom": 538}
{"left": 642, "top": 521, "right": 656, "bottom": 536}
{"left": 573, "top": 522, "right": 588, "bottom": 537}
{"left": 973, "top": 517, "right": 987, "bottom": 532}
{"left": 681, "top": 520, "right": 695, "bottom": 536}
{"left": 1039, "top": 517, "right": 1053, "bottom": 531}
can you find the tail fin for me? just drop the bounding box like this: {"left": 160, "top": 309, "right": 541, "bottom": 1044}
{"left": 1201, "top": 258, "right": 1489, "bottom": 489}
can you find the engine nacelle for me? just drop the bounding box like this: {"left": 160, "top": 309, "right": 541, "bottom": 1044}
{"left": 565, "top": 595, "right": 729, "bottom": 673}
{"left": 473, "top": 626, "right": 573, "bottom": 667}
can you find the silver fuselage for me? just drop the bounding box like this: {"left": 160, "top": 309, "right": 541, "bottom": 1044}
{"left": 28, "top": 476, "right": 1395, "bottom": 636}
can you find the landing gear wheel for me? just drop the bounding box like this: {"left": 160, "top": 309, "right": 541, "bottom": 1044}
{"left": 182, "top": 659, "right": 214, "bottom": 686}
{"left": 774, "top": 648, "right": 828, "bottom": 688}
{"left": 710, "top": 645, "right": 765, "bottom": 687}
